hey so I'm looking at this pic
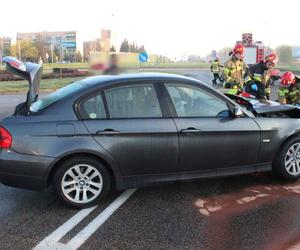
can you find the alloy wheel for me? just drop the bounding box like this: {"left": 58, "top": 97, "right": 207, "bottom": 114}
{"left": 61, "top": 164, "right": 103, "bottom": 204}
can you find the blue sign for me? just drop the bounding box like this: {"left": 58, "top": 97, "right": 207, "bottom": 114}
{"left": 61, "top": 41, "right": 76, "bottom": 48}
{"left": 138, "top": 52, "right": 148, "bottom": 63}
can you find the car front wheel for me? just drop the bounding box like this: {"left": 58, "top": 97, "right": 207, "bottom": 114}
{"left": 273, "top": 137, "right": 300, "bottom": 179}
{"left": 54, "top": 157, "right": 111, "bottom": 208}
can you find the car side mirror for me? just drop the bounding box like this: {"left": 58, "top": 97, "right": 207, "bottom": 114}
{"left": 232, "top": 107, "right": 244, "bottom": 117}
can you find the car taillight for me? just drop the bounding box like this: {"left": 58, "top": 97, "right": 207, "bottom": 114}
{"left": 0, "top": 127, "right": 12, "bottom": 149}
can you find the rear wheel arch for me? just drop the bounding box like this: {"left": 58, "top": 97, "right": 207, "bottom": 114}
{"left": 47, "top": 152, "right": 116, "bottom": 189}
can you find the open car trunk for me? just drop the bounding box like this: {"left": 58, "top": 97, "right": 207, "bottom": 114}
{"left": 2, "top": 56, "right": 42, "bottom": 115}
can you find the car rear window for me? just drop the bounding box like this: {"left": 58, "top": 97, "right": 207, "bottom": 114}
{"left": 30, "top": 81, "right": 84, "bottom": 112}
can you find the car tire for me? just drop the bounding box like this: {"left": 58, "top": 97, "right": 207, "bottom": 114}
{"left": 273, "top": 136, "right": 300, "bottom": 180}
{"left": 54, "top": 156, "right": 111, "bottom": 208}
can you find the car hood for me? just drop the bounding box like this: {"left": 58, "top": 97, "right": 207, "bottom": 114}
{"left": 225, "top": 94, "right": 298, "bottom": 115}
{"left": 2, "top": 56, "right": 42, "bottom": 114}
{"left": 248, "top": 99, "right": 297, "bottom": 114}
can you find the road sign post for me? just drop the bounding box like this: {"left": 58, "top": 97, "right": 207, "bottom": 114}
{"left": 138, "top": 52, "right": 148, "bottom": 72}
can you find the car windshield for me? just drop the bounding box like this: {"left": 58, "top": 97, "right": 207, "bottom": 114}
{"left": 30, "top": 81, "right": 84, "bottom": 112}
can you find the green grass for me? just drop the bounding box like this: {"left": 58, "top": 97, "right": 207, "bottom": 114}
{"left": 42, "top": 61, "right": 209, "bottom": 69}
{"left": 0, "top": 67, "right": 194, "bottom": 93}
{"left": 43, "top": 63, "right": 89, "bottom": 70}
{"left": 3, "top": 62, "right": 300, "bottom": 94}
{"left": 0, "top": 76, "right": 86, "bottom": 93}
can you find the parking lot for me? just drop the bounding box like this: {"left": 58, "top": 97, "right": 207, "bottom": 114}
{"left": 1, "top": 70, "right": 300, "bottom": 250}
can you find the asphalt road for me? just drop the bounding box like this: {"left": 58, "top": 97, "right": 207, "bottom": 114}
{"left": 0, "top": 70, "right": 299, "bottom": 250}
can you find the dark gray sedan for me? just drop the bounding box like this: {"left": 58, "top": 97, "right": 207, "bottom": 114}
{"left": 1, "top": 57, "right": 300, "bottom": 208}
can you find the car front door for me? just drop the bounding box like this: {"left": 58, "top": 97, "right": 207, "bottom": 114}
{"left": 163, "top": 82, "right": 261, "bottom": 172}
{"left": 79, "top": 81, "right": 179, "bottom": 176}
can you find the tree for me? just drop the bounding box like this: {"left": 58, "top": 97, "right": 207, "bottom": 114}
{"left": 129, "top": 43, "right": 134, "bottom": 53}
{"left": 11, "top": 40, "right": 38, "bottom": 61}
{"left": 76, "top": 50, "right": 83, "bottom": 62}
{"left": 110, "top": 45, "right": 116, "bottom": 52}
{"left": 139, "top": 45, "right": 146, "bottom": 53}
{"left": 120, "top": 39, "right": 129, "bottom": 52}
{"left": 119, "top": 39, "right": 146, "bottom": 53}
{"left": 53, "top": 46, "right": 61, "bottom": 62}
{"left": 2, "top": 46, "right": 11, "bottom": 57}
{"left": 276, "top": 45, "right": 293, "bottom": 64}
{"left": 35, "top": 33, "right": 49, "bottom": 60}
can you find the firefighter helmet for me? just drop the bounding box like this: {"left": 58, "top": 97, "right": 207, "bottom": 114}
{"left": 233, "top": 44, "right": 245, "bottom": 55}
{"left": 281, "top": 71, "right": 296, "bottom": 86}
{"left": 265, "top": 53, "right": 278, "bottom": 65}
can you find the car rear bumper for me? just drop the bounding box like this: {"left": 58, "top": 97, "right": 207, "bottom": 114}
{"left": 0, "top": 149, "right": 54, "bottom": 191}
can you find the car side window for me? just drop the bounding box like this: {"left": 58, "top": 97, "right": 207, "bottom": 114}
{"left": 165, "top": 84, "right": 230, "bottom": 117}
{"left": 80, "top": 94, "right": 106, "bottom": 119}
{"left": 104, "top": 84, "right": 162, "bottom": 118}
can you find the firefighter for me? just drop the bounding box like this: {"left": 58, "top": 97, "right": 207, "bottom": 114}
{"left": 210, "top": 57, "right": 222, "bottom": 85}
{"left": 223, "top": 44, "right": 248, "bottom": 95}
{"left": 244, "top": 53, "right": 278, "bottom": 100}
{"left": 278, "top": 71, "right": 300, "bottom": 105}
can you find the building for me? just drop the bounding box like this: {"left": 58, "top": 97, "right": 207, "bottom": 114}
{"left": 101, "top": 30, "right": 111, "bottom": 52}
{"left": 83, "top": 39, "right": 101, "bottom": 61}
{"left": 17, "top": 31, "right": 77, "bottom": 62}
{"left": 83, "top": 30, "right": 112, "bottom": 61}
{"left": 0, "top": 37, "right": 11, "bottom": 57}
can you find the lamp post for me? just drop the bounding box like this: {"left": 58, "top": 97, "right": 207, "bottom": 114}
{"left": 17, "top": 39, "right": 22, "bottom": 60}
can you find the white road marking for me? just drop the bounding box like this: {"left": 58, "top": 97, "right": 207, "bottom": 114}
{"left": 34, "top": 189, "right": 136, "bottom": 250}
{"left": 66, "top": 189, "right": 136, "bottom": 249}
{"left": 34, "top": 206, "right": 97, "bottom": 250}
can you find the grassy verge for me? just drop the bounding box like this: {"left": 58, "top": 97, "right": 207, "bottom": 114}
{"left": 3, "top": 63, "right": 300, "bottom": 94}
{"left": 42, "top": 62, "right": 209, "bottom": 69}
{"left": 0, "top": 66, "right": 208, "bottom": 93}
{"left": 0, "top": 76, "right": 86, "bottom": 94}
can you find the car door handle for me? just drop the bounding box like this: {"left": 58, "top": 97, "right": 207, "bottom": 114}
{"left": 96, "top": 129, "right": 120, "bottom": 135}
{"left": 180, "top": 128, "right": 202, "bottom": 134}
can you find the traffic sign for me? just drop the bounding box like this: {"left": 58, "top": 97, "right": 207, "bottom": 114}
{"left": 138, "top": 52, "right": 148, "bottom": 63}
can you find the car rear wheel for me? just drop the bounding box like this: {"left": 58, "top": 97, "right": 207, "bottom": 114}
{"left": 273, "top": 137, "right": 300, "bottom": 179}
{"left": 54, "top": 157, "right": 111, "bottom": 208}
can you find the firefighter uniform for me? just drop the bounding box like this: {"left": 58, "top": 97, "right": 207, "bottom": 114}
{"left": 223, "top": 58, "right": 247, "bottom": 94}
{"left": 210, "top": 60, "right": 221, "bottom": 85}
{"left": 278, "top": 84, "right": 300, "bottom": 104}
{"left": 244, "top": 62, "right": 271, "bottom": 100}
{"left": 278, "top": 73, "right": 300, "bottom": 105}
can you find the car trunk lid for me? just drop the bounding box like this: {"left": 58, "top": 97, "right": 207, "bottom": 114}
{"left": 2, "top": 56, "right": 42, "bottom": 115}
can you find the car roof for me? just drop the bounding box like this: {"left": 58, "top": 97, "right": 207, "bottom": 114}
{"left": 80, "top": 72, "right": 202, "bottom": 87}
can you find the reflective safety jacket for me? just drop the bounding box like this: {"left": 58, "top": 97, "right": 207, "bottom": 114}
{"left": 245, "top": 62, "right": 271, "bottom": 94}
{"left": 223, "top": 58, "right": 247, "bottom": 87}
{"left": 211, "top": 61, "right": 221, "bottom": 73}
{"left": 278, "top": 84, "right": 300, "bottom": 105}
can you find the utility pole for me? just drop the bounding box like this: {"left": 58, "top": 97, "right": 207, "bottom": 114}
{"left": 0, "top": 50, "right": 2, "bottom": 68}
{"left": 18, "top": 39, "right": 21, "bottom": 60}
{"left": 51, "top": 43, "right": 54, "bottom": 64}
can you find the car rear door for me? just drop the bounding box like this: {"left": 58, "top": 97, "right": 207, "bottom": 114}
{"left": 80, "top": 81, "right": 179, "bottom": 176}
{"left": 163, "top": 82, "right": 261, "bottom": 172}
